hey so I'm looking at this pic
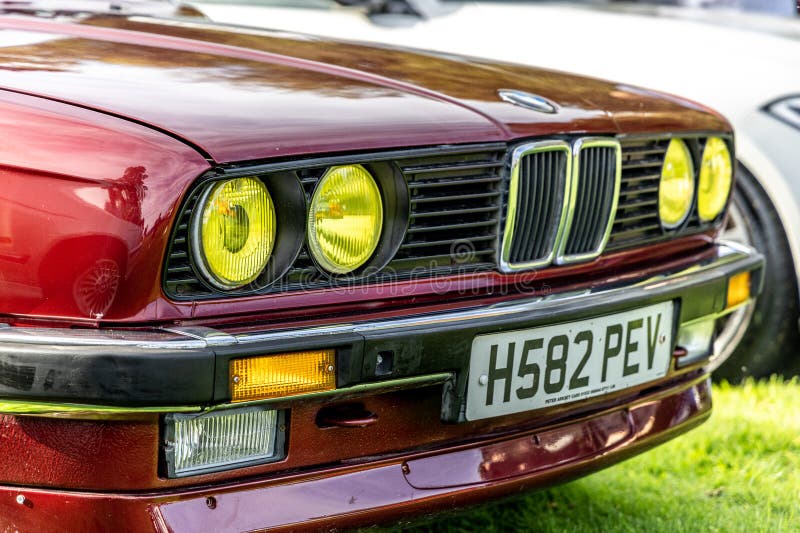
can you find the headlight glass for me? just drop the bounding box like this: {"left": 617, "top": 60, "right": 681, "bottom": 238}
{"left": 659, "top": 138, "right": 695, "bottom": 228}
{"left": 198, "top": 177, "right": 275, "bottom": 289}
{"left": 307, "top": 165, "right": 383, "bottom": 274}
{"left": 697, "top": 137, "right": 732, "bottom": 222}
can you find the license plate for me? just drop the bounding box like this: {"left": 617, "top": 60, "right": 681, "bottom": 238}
{"left": 466, "top": 301, "right": 674, "bottom": 421}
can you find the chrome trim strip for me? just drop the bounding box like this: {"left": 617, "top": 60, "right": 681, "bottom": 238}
{"left": 0, "top": 400, "right": 202, "bottom": 418}
{"left": 499, "top": 140, "right": 572, "bottom": 273}
{"left": 0, "top": 327, "right": 209, "bottom": 350}
{"left": 556, "top": 138, "right": 622, "bottom": 264}
{"left": 0, "top": 373, "right": 453, "bottom": 418}
{"left": 162, "top": 326, "right": 238, "bottom": 347}
{"left": 207, "top": 372, "right": 453, "bottom": 412}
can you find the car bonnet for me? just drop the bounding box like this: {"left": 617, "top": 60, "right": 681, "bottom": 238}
{"left": 0, "top": 14, "right": 725, "bottom": 163}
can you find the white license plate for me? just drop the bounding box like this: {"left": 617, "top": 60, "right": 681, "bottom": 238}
{"left": 466, "top": 301, "right": 674, "bottom": 421}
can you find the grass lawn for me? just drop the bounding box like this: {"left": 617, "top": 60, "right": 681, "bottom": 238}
{"left": 392, "top": 378, "right": 800, "bottom": 533}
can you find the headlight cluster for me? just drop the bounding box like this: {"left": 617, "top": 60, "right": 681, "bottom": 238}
{"left": 658, "top": 136, "right": 732, "bottom": 229}
{"left": 192, "top": 165, "right": 385, "bottom": 290}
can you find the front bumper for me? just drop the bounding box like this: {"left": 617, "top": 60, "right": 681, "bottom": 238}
{"left": 0, "top": 241, "right": 762, "bottom": 531}
{"left": 0, "top": 377, "right": 711, "bottom": 532}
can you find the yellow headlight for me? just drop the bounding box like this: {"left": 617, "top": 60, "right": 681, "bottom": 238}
{"left": 659, "top": 138, "right": 695, "bottom": 228}
{"left": 697, "top": 137, "right": 732, "bottom": 222}
{"left": 198, "top": 177, "right": 275, "bottom": 289}
{"left": 307, "top": 165, "right": 383, "bottom": 274}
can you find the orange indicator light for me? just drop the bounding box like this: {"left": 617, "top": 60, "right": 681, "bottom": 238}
{"left": 230, "top": 349, "right": 336, "bottom": 402}
{"left": 727, "top": 271, "right": 751, "bottom": 309}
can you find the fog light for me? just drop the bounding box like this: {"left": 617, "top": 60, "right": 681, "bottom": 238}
{"left": 727, "top": 271, "right": 751, "bottom": 309}
{"left": 231, "top": 349, "right": 336, "bottom": 402}
{"left": 676, "top": 318, "right": 715, "bottom": 368}
{"left": 164, "top": 406, "right": 283, "bottom": 477}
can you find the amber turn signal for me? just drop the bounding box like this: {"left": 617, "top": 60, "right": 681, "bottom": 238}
{"left": 726, "top": 271, "right": 751, "bottom": 309}
{"left": 230, "top": 350, "right": 336, "bottom": 402}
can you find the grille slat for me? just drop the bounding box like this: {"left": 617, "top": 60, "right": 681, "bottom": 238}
{"left": 614, "top": 212, "right": 658, "bottom": 225}
{"left": 410, "top": 191, "right": 501, "bottom": 205}
{"left": 519, "top": 153, "right": 539, "bottom": 261}
{"left": 410, "top": 205, "right": 497, "bottom": 219}
{"left": 401, "top": 161, "right": 504, "bottom": 175}
{"left": 406, "top": 176, "right": 502, "bottom": 190}
{"left": 399, "top": 234, "right": 496, "bottom": 250}
{"left": 407, "top": 219, "right": 498, "bottom": 233}
{"left": 573, "top": 148, "right": 596, "bottom": 253}
{"left": 619, "top": 185, "right": 659, "bottom": 197}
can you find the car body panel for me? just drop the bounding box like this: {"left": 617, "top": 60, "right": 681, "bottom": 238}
{"left": 0, "top": 15, "right": 727, "bottom": 165}
{"left": 0, "top": 89, "right": 209, "bottom": 323}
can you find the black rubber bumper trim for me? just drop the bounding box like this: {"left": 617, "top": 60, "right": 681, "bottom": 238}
{"left": 0, "top": 343, "right": 214, "bottom": 406}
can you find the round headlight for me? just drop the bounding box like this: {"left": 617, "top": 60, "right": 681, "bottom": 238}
{"left": 197, "top": 177, "right": 276, "bottom": 289}
{"left": 307, "top": 165, "right": 383, "bottom": 275}
{"left": 659, "top": 138, "right": 695, "bottom": 229}
{"left": 697, "top": 137, "right": 732, "bottom": 222}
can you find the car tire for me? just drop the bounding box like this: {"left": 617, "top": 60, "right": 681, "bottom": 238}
{"left": 713, "top": 163, "right": 800, "bottom": 382}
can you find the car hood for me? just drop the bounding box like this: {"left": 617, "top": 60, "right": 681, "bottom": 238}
{"left": 0, "top": 14, "right": 724, "bottom": 163}
{"left": 195, "top": 1, "right": 800, "bottom": 126}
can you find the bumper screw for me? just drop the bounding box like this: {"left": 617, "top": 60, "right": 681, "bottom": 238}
{"left": 205, "top": 496, "right": 217, "bottom": 510}
{"left": 15, "top": 495, "right": 26, "bottom": 505}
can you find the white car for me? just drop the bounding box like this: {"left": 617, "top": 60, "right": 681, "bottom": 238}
{"left": 191, "top": 0, "right": 800, "bottom": 380}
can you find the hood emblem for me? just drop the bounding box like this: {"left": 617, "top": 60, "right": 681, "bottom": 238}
{"left": 498, "top": 89, "right": 559, "bottom": 114}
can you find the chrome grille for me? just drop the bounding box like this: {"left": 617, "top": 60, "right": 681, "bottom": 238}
{"left": 500, "top": 142, "right": 570, "bottom": 271}
{"left": 559, "top": 140, "right": 621, "bottom": 262}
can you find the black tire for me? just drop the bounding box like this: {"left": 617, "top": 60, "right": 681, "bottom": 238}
{"left": 714, "top": 163, "right": 800, "bottom": 382}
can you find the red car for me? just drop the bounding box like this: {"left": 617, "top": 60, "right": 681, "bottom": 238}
{"left": 0, "top": 5, "right": 761, "bottom": 532}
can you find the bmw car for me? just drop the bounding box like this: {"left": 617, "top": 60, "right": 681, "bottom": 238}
{"left": 0, "top": 3, "right": 762, "bottom": 531}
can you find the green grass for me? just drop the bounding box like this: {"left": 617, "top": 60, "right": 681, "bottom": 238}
{"left": 392, "top": 378, "right": 800, "bottom": 533}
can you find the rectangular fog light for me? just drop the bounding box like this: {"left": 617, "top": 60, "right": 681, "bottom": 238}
{"left": 164, "top": 406, "right": 284, "bottom": 477}
{"left": 230, "top": 349, "right": 336, "bottom": 402}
